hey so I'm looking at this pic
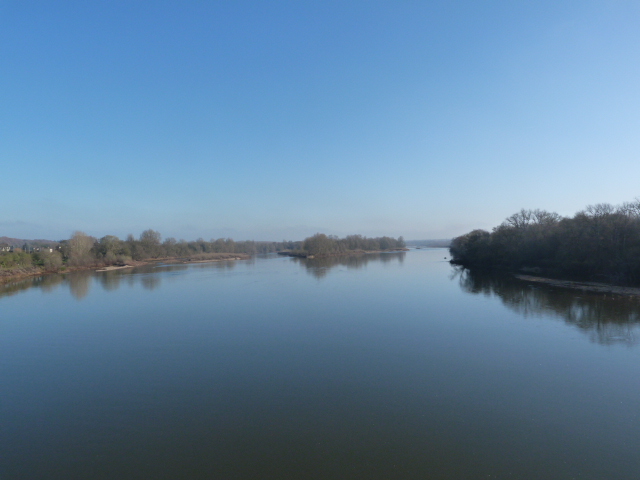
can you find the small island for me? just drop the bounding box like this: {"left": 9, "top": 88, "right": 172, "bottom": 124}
{"left": 277, "top": 233, "right": 407, "bottom": 258}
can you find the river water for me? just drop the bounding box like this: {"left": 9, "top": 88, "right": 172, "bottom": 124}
{"left": 1, "top": 249, "right": 639, "bottom": 479}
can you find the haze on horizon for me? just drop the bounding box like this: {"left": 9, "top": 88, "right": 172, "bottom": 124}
{"left": 2, "top": 1, "right": 639, "bottom": 242}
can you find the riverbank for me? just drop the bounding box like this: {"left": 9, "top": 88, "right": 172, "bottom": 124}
{"left": 514, "top": 274, "right": 640, "bottom": 297}
{"left": 0, "top": 253, "right": 251, "bottom": 285}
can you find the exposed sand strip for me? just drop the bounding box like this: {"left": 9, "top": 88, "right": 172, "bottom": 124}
{"left": 515, "top": 274, "right": 640, "bottom": 297}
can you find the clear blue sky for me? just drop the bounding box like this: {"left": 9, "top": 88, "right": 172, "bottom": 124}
{"left": 2, "top": 1, "right": 639, "bottom": 241}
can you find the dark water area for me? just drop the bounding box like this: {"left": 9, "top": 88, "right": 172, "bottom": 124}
{"left": 1, "top": 249, "right": 639, "bottom": 479}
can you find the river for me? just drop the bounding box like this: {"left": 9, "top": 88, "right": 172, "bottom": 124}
{"left": 1, "top": 248, "right": 639, "bottom": 479}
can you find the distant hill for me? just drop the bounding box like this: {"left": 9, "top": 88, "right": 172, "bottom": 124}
{"left": 0, "top": 236, "right": 60, "bottom": 248}
{"left": 406, "top": 239, "right": 451, "bottom": 248}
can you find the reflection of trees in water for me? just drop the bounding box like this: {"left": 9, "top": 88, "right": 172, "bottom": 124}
{"left": 0, "top": 279, "right": 35, "bottom": 299}
{"left": 190, "top": 260, "right": 239, "bottom": 271}
{"left": 99, "top": 271, "right": 122, "bottom": 291}
{"left": 68, "top": 271, "right": 92, "bottom": 300}
{"left": 37, "top": 274, "right": 65, "bottom": 293}
{"left": 0, "top": 274, "right": 66, "bottom": 299}
{"left": 2, "top": 263, "right": 208, "bottom": 301}
{"left": 296, "top": 252, "right": 406, "bottom": 279}
{"left": 454, "top": 267, "right": 640, "bottom": 346}
{"left": 140, "top": 274, "right": 161, "bottom": 290}
{"left": 1, "top": 273, "right": 65, "bottom": 299}
{"left": 94, "top": 261, "right": 239, "bottom": 293}
{"left": 97, "top": 264, "right": 189, "bottom": 293}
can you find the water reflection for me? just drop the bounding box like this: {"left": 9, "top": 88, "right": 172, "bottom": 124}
{"left": 98, "top": 270, "right": 122, "bottom": 291}
{"left": 189, "top": 260, "right": 241, "bottom": 271}
{"left": 140, "top": 274, "right": 162, "bottom": 291}
{"left": 0, "top": 259, "right": 241, "bottom": 301}
{"left": 68, "top": 270, "right": 92, "bottom": 300}
{"left": 294, "top": 252, "right": 406, "bottom": 279}
{"left": 0, "top": 274, "right": 65, "bottom": 299}
{"left": 36, "top": 273, "right": 65, "bottom": 293}
{"left": 454, "top": 267, "right": 640, "bottom": 346}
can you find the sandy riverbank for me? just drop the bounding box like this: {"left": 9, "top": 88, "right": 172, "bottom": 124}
{"left": 515, "top": 274, "right": 640, "bottom": 297}
{"left": 95, "top": 265, "right": 135, "bottom": 272}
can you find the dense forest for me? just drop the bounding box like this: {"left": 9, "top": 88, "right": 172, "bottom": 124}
{"left": 449, "top": 199, "right": 640, "bottom": 285}
{"left": 0, "top": 230, "right": 301, "bottom": 277}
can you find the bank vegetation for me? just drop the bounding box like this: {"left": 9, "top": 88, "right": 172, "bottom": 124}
{"left": 449, "top": 199, "right": 640, "bottom": 285}
{"left": 0, "top": 230, "right": 301, "bottom": 282}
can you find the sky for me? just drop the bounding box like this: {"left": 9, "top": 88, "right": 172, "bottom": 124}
{"left": 2, "top": 1, "right": 639, "bottom": 242}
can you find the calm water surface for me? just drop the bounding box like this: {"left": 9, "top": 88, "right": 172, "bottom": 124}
{"left": 1, "top": 249, "right": 640, "bottom": 479}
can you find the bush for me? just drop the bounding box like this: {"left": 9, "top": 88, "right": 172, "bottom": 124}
{"left": 0, "top": 252, "right": 33, "bottom": 269}
{"left": 42, "top": 251, "right": 63, "bottom": 271}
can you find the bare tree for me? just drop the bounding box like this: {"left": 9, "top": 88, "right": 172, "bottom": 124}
{"left": 68, "top": 231, "right": 96, "bottom": 266}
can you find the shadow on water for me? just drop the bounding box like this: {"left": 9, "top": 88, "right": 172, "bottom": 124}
{"left": 294, "top": 251, "right": 406, "bottom": 279}
{"left": 0, "top": 259, "right": 242, "bottom": 301}
{"left": 453, "top": 267, "right": 640, "bottom": 346}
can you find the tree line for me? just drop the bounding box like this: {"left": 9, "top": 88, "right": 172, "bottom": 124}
{"left": 0, "top": 230, "right": 302, "bottom": 274}
{"left": 1, "top": 230, "right": 407, "bottom": 277}
{"left": 449, "top": 199, "right": 640, "bottom": 284}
